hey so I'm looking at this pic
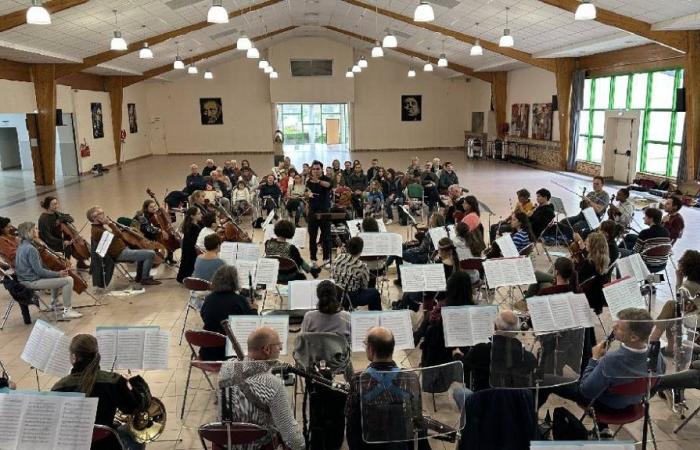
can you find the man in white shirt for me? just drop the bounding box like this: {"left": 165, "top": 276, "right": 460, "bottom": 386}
{"left": 608, "top": 188, "right": 634, "bottom": 229}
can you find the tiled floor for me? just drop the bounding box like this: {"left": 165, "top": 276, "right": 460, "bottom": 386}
{"left": 0, "top": 151, "right": 698, "bottom": 449}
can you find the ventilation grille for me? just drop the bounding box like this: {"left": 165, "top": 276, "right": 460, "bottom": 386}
{"left": 210, "top": 28, "right": 239, "bottom": 40}
{"left": 290, "top": 59, "right": 333, "bottom": 76}
{"left": 165, "top": 0, "right": 203, "bottom": 10}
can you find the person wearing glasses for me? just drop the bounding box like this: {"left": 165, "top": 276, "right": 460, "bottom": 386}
{"left": 219, "top": 327, "right": 304, "bottom": 450}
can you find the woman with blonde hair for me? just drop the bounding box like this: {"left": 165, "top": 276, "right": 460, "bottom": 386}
{"left": 576, "top": 231, "right": 611, "bottom": 315}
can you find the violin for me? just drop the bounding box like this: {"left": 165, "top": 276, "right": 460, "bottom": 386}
{"left": 578, "top": 187, "right": 588, "bottom": 210}
{"left": 568, "top": 237, "right": 585, "bottom": 265}
{"left": 146, "top": 188, "right": 182, "bottom": 252}
{"left": 57, "top": 218, "right": 91, "bottom": 261}
{"left": 33, "top": 240, "right": 88, "bottom": 294}
{"left": 106, "top": 217, "right": 166, "bottom": 265}
{"left": 606, "top": 194, "right": 619, "bottom": 220}
{"left": 212, "top": 202, "right": 252, "bottom": 243}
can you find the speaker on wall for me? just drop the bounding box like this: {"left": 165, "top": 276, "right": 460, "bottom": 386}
{"left": 55, "top": 109, "right": 64, "bottom": 126}
{"left": 676, "top": 88, "right": 686, "bottom": 112}
{"left": 552, "top": 95, "right": 558, "bottom": 112}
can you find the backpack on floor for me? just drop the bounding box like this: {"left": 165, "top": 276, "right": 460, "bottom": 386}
{"left": 2, "top": 274, "right": 40, "bottom": 307}
{"left": 552, "top": 406, "right": 588, "bottom": 441}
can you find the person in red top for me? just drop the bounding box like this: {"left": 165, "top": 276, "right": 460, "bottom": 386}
{"left": 0, "top": 217, "right": 19, "bottom": 267}
{"left": 662, "top": 196, "right": 685, "bottom": 243}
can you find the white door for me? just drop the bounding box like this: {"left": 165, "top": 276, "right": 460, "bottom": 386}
{"left": 612, "top": 118, "right": 634, "bottom": 184}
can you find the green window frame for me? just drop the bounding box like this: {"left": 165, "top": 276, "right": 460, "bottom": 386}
{"left": 277, "top": 103, "right": 349, "bottom": 145}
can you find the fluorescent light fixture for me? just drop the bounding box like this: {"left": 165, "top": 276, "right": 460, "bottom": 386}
{"left": 408, "top": 69, "right": 416, "bottom": 78}
{"left": 110, "top": 31, "right": 127, "bottom": 51}
{"left": 187, "top": 65, "right": 198, "bottom": 74}
{"left": 575, "top": 0, "right": 596, "bottom": 21}
{"left": 382, "top": 31, "right": 397, "bottom": 48}
{"left": 413, "top": 1, "right": 435, "bottom": 22}
{"left": 26, "top": 0, "right": 51, "bottom": 25}
{"left": 346, "top": 68, "right": 354, "bottom": 78}
{"left": 423, "top": 62, "right": 433, "bottom": 72}
{"left": 258, "top": 60, "right": 269, "bottom": 69}
{"left": 470, "top": 40, "right": 483, "bottom": 56}
{"left": 264, "top": 65, "right": 273, "bottom": 73}
{"left": 204, "top": 70, "right": 213, "bottom": 79}
{"left": 437, "top": 53, "right": 448, "bottom": 67}
{"left": 246, "top": 47, "right": 260, "bottom": 59}
{"left": 358, "top": 57, "right": 368, "bottom": 68}
{"left": 173, "top": 56, "right": 185, "bottom": 69}
{"left": 237, "top": 35, "right": 252, "bottom": 50}
{"left": 138, "top": 42, "right": 153, "bottom": 59}
{"left": 372, "top": 42, "right": 384, "bottom": 57}
{"left": 499, "top": 29, "right": 514, "bottom": 47}
{"left": 270, "top": 71, "right": 278, "bottom": 79}
{"left": 207, "top": 0, "right": 229, "bottom": 24}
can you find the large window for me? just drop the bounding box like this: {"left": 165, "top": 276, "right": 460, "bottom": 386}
{"left": 577, "top": 69, "right": 684, "bottom": 177}
{"left": 276, "top": 103, "right": 348, "bottom": 146}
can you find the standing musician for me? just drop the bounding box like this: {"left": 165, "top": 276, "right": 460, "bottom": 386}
{"left": 52, "top": 334, "right": 146, "bottom": 450}
{"left": 306, "top": 160, "right": 333, "bottom": 264}
{"left": 606, "top": 188, "right": 634, "bottom": 229}
{"left": 218, "top": 327, "right": 305, "bottom": 450}
{"left": 87, "top": 206, "right": 161, "bottom": 286}
{"left": 14, "top": 222, "right": 82, "bottom": 319}
{"left": 38, "top": 196, "right": 90, "bottom": 270}
{"left": 563, "top": 176, "right": 610, "bottom": 235}
{"left": 176, "top": 207, "right": 202, "bottom": 283}
{"left": 133, "top": 200, "right": 177, "bottom": 265}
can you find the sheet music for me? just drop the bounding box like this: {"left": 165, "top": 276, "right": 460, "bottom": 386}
{"left": 527, "top": 296, "right": 558, "bottom": 332}
{"left": 288, "top": 279, "right": 324, "bottom": 310}
{"left": 495, "top": 233, "right": 519, "bottom": 258}
{"left": 379, "top": 310, "right": 414, "bottom": 351}
{"left": 399, "top": 264, "right": 446, "bottom": 292}
{"left": 604, "top": 276, "right": 646, "bottom": 319}
{"left": 260, "top": 315, "right": 290, "bottom": 355}
{"left": 528, "top": 293, "right": 595, "bottom": 332}
{"left": 18, "top": 395, "right": 61, "bottom": 448}
{"left": 514, "top": 257, "right": 537, "bottom": 284}
{"left": 428, "top": 227, "right": 448, "bottom": 246}
{"left": 96, "top": 231, "right": 114, "bottom": 258}
{"left": 44, "top": 335, "right": 72, "bottom": 378}
{"left": 236, "top": 243, "right": 261, "bottom": 261}
{"left": 226, "top": 315, "right": 290, "bottom": 356}
{"left": 549, "top": 294, "right": 578, "bottom": 330}
{"left": 358, "top": 232, "right": 403, "bottom": 257}
{"left": 116, "top": 328, "right": 147, "bottom": 370}
{"left": 263, "top": 224, "right": 275, "bottom": 242}
{"left": 95, "top": 328, "right": 117, "bottom": 370}
{"left": 142, "top": 329, "right": 170, "bottom": 370}
{"left": 219, "top": 241, "right": 237, "bottom": 265}
{"left": 96, "top": 326, "right": 168, "bottom": 370}
{"left": 582, "top": 207, "right": 601, "bottom": 230}
{"left": 20, "top": 320, "right": 71, "bottom": 377}
{"left": 255, "top": 258, "right": 279, "bottom": 288}
{"left": 616, "top": 253, "right": 650, "bottom": 282}
{"left": 54, "top": 396, "right": 98, "bottom": 450}
{"left": 569, "top": 293, "right": 595, "bottom": 328}
{"left": 347, "top": 220, "right": 363, "bottom": 237}
{"left": 550, "top": 197, "right": 566, "bottom": 215}
{"left": 441, "top": 305, "right": 497, "bottom": 347}
{"left": 290, "top": 228, "right": 307, "bottom": 248}
{"left": 423, "top": 264, "right": 447, "bottom": 291}
{"left": 235, "top": 259, "right": 257, "bottom": 289}
{"left": 483, "top": 257, "right": 536, "bottom": 288}
{"left": 0, "top": 395, "right": 24, "bottom": 449}
{"left": 350, "top": 313, "right": 381, "bottom": 352}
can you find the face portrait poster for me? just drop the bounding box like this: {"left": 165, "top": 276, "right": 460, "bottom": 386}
{"left": 510, "top": 103, "right": 530, "bottom": 138}
{"left": 401, "top": 95, "right": 422, "bottom": 122}
{"left": 532, "top": 103, "right": 553, "bottom": 140}
{"left": 200, "top": 98, "right": 223, "bottom": 125}
{"left": 127, "top": 103, "right": 138, "bottom": 133}
{"left": 91, "top": 102, "right": 104, "bottom": 139}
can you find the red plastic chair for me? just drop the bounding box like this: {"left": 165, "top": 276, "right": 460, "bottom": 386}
{"left": 641, "top": 243, "right": 674, "bottom": 293}
{"left": 180, "top": 277, "right": 212, "bottom": 345}
{"left": 92, "top": 424, "right": 125, "bottom": 449}
{"left": 181, "top": 330, "right": 226, "bottom": 419}
{"left": 199, "top": 422, "right": 283, "bottom": 450}
{"left": 459, "top": 258, "right": 488, "bottom": 301}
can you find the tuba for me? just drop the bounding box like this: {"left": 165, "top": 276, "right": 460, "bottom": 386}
{"left": 114, "top": 375, "right": 167, "bottom": 443}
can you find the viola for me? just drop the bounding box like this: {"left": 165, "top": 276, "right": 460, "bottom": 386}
{"left": 606, "top": 194, "right": 619, "bottom": 220}
{"left": 578, "top": 187, "right": 588, "bottom": 210}
{"left": 34, "top": 241, "right": 88, "bottom": 294}
{"left": 146, "top": 188, "right": 182, "bottom": 252}
{"left": 106, "top": 218, "right": 166, "bottom": 265}
{"left": 57, "top": 218, "right": 91, "bottom": 261}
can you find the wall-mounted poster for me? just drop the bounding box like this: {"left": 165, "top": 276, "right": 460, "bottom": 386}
{"left": 510, "top": 104, "right": 530, "bottom": 138}
{"left": 200, "top": 98, "right": 223, "bottom": 125}
{"left": 127, "top": 103, "right": 138, "bottom": 134}
{"left": 401, "top": 95, "right": 422, "bottom": 122}
{"left": 471, "top": 112, "right": 484, "bottom": 133}
{"left": 532, "top": 103, "right": 553, "bottom": 140}
{"left": 91, "top": 102, "right": 104, "bottom": 139}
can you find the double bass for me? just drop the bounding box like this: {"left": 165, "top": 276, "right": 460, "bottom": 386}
{"left": 106, "top": 218, "right": 167, "bottom": 265}
{"left": 146, "top": 188, "right": 182, "bottom": 252}
{"left": 34, "top": 241, "right": 88, "bottom": 294}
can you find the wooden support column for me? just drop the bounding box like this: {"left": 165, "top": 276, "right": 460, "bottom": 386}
{"left": 685, "top": 31, "right": 700, "bottom": 180}
{"left": 491, "top": 72, "right": 508, "bottom": 139}
{"left": 105, "top": 76, "right": 124, "bottom": 166}
{"left": 555, "top": 58, "right": 576, "bottom": 171}
{"left": 30, "top": 64, "right": 57, "bottom": 186}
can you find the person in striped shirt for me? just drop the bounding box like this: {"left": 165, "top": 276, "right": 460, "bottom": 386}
{"left": 620, "top": 208, "right": 671, "bottom": 272}
{"left": 510, "top": 211, "right": 534, "bottom": 253}
{"left": 332, "top": 237, "right": 382, "bottom": 311}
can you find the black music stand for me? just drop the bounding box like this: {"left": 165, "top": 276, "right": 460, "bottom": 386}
{"left": 314, "top": 212, "right": 346, "bottom": 267}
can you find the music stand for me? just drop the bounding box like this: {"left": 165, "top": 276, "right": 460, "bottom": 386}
{"left": 314, "top": 212, "right": 346, "bottom": 267}
{"left": 359, "top": 361, "right": 465, "bottom": 445}
{"left": 399, "top": 205, "right": 418, "bottom": 241}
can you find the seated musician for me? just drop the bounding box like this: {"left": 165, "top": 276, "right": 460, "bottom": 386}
{"left": 219, "top": 327, "right": 305, "bottom": 450}
{"left": 0, "top": 216, "right": 18, "bottom": 266}
{"left": 391, "top": 213, "right": 445, "bottom": 287}
{"left": 38, "top": 196, "right": 89, "bottom": 269}
{"left": 265, "top": 220, "right": 320, "bottom": 281}
{"left": 575, "top": 232, "right": 611, "bottom": 315}
{"left": 258, "top": 174, "right": 282, "bottom": 218}
{"left": 574, "top": 220, "right": 620, "bottom": 265}
{"left": 529, "top": 188, "right": 556, "bottom": 238}
{"left": 525, "top": 256, "right": 576, "bottom": 298}
{"left": 459, "top": 195, "right": 482, "bottom": 232}
{"left": 52, "top": 334, "right": 145, "bottom": 450}
{"left": 540, "top": 308, "right": 663, "bottom": 438}
{"left": 486, "top": 211, "right": 533, "bottom": 258}
{"left": 563, "top": 176, "right": 610, "bottom": 235}
{"left": 192, "top": 234, "right": 225, "bottom": 282}
{"left": 452, "top": 222, "right": 485, "bottom": 284}
{"left": 185, "top": 164, "right": 207, "bottom": 194}
{"left": 619, "top": 208, "right": 671, "bottom": 271}
{"left": 345, "top": 326, "right": 428, "bottom": 450}
{"left": 488, "top": 189, "right": 532, "bottom": 242}
{"left": 195, "top": 211, "right": 217, "bottom": 249}
{"left": 332, "top": 237, "right": 382, "bottom": 310}
{"left": 202, "top": 158, "right": 217, "bottom": 177}
{"left": 133, "top": 199, "right": 176, "bottom": 264}
{"left": 661, "top": 195, "right": 685, "bottom": 242}
{"left": 649, "top": 249, "right": 700, "bottom": 355}
{"left": 87, "top": 206, "right": 160, "bottom": 286}
{"left": 232, "top": 180, "right": 252, "bottom": 217}
{"left": 200, "top": 265, "right": 257, "bottom": 361}
{"left": 189, "top": 190, "right": 211, "bottom": 216}
{"left": 347, "top": 163, "right": 369, "bottom": 218}
{"left": 608, "top": 188, "right": 634, "bottom": 229}
{"left": 301, "top": 280, "right": 352, "bottom": 343}
{"left": 437, "top": 161, "right": 458, "bottom": 193}
{"left": 444, "top": 184, "right": 466, "bottom": 225}
{"left": 285, "top": 173, "right": 306, "bottom": 227}
{"left": 15, "top": 222, "right": 81, "bottom": 319}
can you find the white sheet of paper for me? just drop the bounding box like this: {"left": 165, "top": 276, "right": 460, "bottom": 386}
{"left": 260, "top": 315, "right": 289, "bottom": 355}
{"left": 527, "top": 296, "right": 558, "bottom": 333}
{"left": 219, "top": 242, "right": 237, "bottom": 266}
{"left": 288, "top": 279, "right": 323, "bottom": 310}
{"left": 346, "top": 220, "right": 363, "bottom": 237}
{"left": 235, "top": 260, "right": 258, "bottom": 289}
{"left": 550, "top": 197, "right": 567, "bottom": 215}
{"left": 604, "top": 276, "right": 646, "bottom": 319}
{"left": 569, "top": 293, "right": 595, "bottom": 328}
{"left": 379, "top": 310, "right": 414, "bottom": 351}
{"left": 428, "top": 227, "right": 448, "bottom": 246}
{"left": 115, "top": 328, "right": 147, "bottom": 370}
{"left": 358, "top": 232, "right": 403, "bottom": 257}
{"left": 291, "top": 228, "right": 307, "bottom": 249}
{"left": 44, "top": 334, "right": 72, "bottom": 377}
{"left": 399, "top": 265, "right": 424, "bottom": 293}
{"left": 236, "top": 243, "right": 261, "bottom": 261}
{"left": 142, "top": 329, "right": 170, "bottom": 370}
{"left": 495, "top": 233, "right": 519, "bottom": 258}
{"left": 549, "top": 294, "right": 578, "bottom": 331}
{"left": 255, "top": 258, "right": 279, "bottom": 288}
{"left": 483, "top": 257, "right": 536, "bottom": 288}
{"left": 470, "top": 306, "right": 498, "bottom": 344}
{"left": 0, "top": 395, "right": 24, "bottom": 449}
{"left": 54, "top": 397, "right": 98, "bottom": 450}
{"left": 350, "top": 313, "right": 381, "bottom": 352}
{"left": 423, "top": 264, "right": 447, "bottom": 291}
{"left": 226, "top": 316, "right": 261, "bottom": 356}
{"left": 442, "top": 305, "right": 497, "bottom": 347}
{"left": 514, "top": 257, "right": 537, "bottom": 284}
{"left": 263, "top": 224, "right": 275, "bottom": 243}
{"left": 96, "top": 328, "right": 118, "bottom": 370}
{"left": 582, "top": 207, "right": 601, "bottom": 230}
{"left": 616, "top": 253, "right": 650, "bottom": 283}
{"left": 96, "top": 231, "right": 114, "bottom": 258}
{"left": 20, "top": 320, "right": 69, "bottom": 376}
{"left": 17, "top": 394, "right": 62, "bottom": 449}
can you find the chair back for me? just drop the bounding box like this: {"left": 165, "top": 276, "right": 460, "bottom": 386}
{"left": 92, "top": 424, "right": 125, "bottom": 449}
{"left": 184, "top": 277, "right": 211, "bottom": 291}
{"left": 518, "top": 243, "right": 535, "bottom": 257}
{"left": 608, "top": 377, "right": 658, "bottom": 396}
{"left": 199, "top": 422, "right": 274, "bottom": 449}
{"left": 265, "top": 255, "right": 299, "bottom": 285}
{"left": 576, "top": 275, "right": 597, "bottom": 294}
{"left": 185, "top": 330, "right": 227, "bottom": 357}
{"left": 292, "top": 332, "right": 352, "bottom": 374}
{"left": 459, "top": 258, "right": 484, "bottom": 272}
{"left": 641, "top": 243, "right": 673, "bottom": 259}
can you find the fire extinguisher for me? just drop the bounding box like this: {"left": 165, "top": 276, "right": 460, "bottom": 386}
{"left": 120, "top": 129, "right": 126, "bottom": 143}
{"left": 79, "top": 139, "right": 90, "bottom": 157}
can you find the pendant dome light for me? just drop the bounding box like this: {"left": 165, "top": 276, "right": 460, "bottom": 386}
{"left": 499, "top": 7, "right": 514, "bottom": 48}
{"left": 371, "top": 42, "right": 384, "bottom": 57}
{"left": 352, "top": 64, "right": 361, "bottom": 73}
{"left": 187, "top": 65, "right": 198, "bottom": 74}
{"left": 575, "top": 0, "right": 597, "bottom": 21}
{"left": 237, "top": 34, "right": 252, "bottom": 50}
{"left": 413, "top": 1, "right": 434, "bottom": 23}
{"left": 173, "top": 41, "right": 185, "bottom": 69}
{"left": 138, "top": 25, "right": 153, "bottom": 59}
{"left": 346, "top": 68, "right": 354, "bottom": 78}
{"left": 26, "top": 0, "right": 51, "bottom": 25}
{"left": 258, "top": 60, "right": 269, "bottom": 69}
{"left": 382, "top": 29, "right": 397, "bottom": 48}
{"left": 437, "top": 39, "right": 447, "bottom": 67}
{"left": 358, "top": 56, "right": 368, "bottom": 68}
{"left": 423, "top": 62, "right": 433, "bottom": 72}
{"left": 371, "top": 2, "right": 384, "bottom": 57}
{"left": 110, "top": 10, "right": 127, "bottom": 51}
{"left": 207, "top": 0, "right": 229, "bottom": 24}
{"left": 270, "top": 71, "right": 278, "bottom": 79}
{"left": 246, "top": 46, "right": 260, "bottom": 59}
{"left": 470, "top": 22, "right": 483, "bottom": 56}
{"left": 408, "top": 58, "right": 416, "bottom": 78}
{"left": 204, "top": 70, "right": 213, "bottom": 79}
{"left": 264, "top": 65, "right": 273, "bottom": 74}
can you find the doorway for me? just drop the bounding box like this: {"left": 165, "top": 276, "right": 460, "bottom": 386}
{"left": 601, "top": 111, "right": 641, "bottom": 184}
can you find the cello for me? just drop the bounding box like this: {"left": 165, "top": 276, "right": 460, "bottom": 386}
{"left": 212, "top": 201, "right": 252, "bottom": 243}
{"left": 34, "top": 241, "right": 88, "bottom": 294}
{"left": 106, "top": 218, "right": 167, "bottom": 265}
{"left": 57, "top": 216, "right": 91, "bottom": 262}
{"left": 146, "top": 188, "right": 182, "bottom": 252}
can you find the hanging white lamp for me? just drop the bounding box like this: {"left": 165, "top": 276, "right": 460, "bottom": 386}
{"left": 575, "top": 0, "right": 596, "bottom": 21}
{"left": 207, "top": 0, "right": 229, "bottom": 24}
{"left": 413, "top": 1, "right": 435, "bottom": 22}
{"left": 26, "top": 0, "right": 51, "bottom": 25}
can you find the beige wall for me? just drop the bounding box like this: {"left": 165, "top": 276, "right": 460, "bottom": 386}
{"left": 463, "top": 77, "right": 493, "bottom": 136}
{"left": 71, "top": 89, "right": 115, "bottom": 172}
{"left": 122, "top": 83, "right": 152, "bottom": 160}
{"left": 506, "top": 67, "right": 559, "bottom": 141}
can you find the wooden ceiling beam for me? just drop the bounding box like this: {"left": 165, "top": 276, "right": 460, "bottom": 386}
{"left": 324, "top": 25, "right": 495, "bottom": 83}
{"left": 340, "top": 0, "right": 556, "bottom": 72}
{"left": 578, "top": 43, "right": 685, "bottom": 76}
{"left": 536, "top": 0, "right": 687, "bottom": 53}
{"left": 0, "top": 0, "right": 88, "bottom": 33}
{"left": 54, "top": 0, "right": 284, "bottom": 78}
{"left": 121, "top": 26, "right": 297, "bottom": 87}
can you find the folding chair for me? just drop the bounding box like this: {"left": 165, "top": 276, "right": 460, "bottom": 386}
{"left": 406, "top": 184, "right": 426, "bottom": 223}
{"left": 181, "top": 330, "right": 226, "bottom": 419}
{"left": 263, "top": 255, "right": 299, "bottom": 310}
{"left": 92, "top": 424, "right": 125, "bottom": 450}
{"left": 198, "top": 422, "right": 282, "bottom": 450}
{"left": 180, "top": 277, "right": 211, "bottom": 345}
{"left": 459, "top": 258, "right": 488, "bottom": 303}
{"left": 360, "top": 255, "right": 389, "bottom": 298}
{"left": 641, "top": 243, "right": 674, "bottom": 294}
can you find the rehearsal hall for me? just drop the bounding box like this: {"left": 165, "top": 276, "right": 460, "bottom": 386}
{"left": 3, "top": 1, "right": 700, "bottom": 450}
